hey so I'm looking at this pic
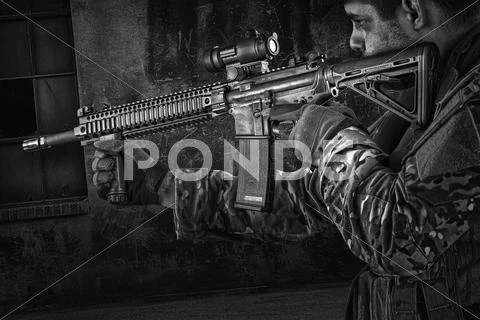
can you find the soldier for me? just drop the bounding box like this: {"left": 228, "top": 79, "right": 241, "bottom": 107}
{"left": 93, "top": 0, "right": 480, "bottom": 319}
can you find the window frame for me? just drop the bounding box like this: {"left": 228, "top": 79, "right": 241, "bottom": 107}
{"left": 0, "top": 0, "right": 87, "bottom": 212}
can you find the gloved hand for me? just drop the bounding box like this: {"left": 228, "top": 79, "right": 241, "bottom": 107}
{"left": 289, "top": 104, "right": 361, "bottom": 166}
{"left": 92, "top": 139, "right": 173, "bottom": 206}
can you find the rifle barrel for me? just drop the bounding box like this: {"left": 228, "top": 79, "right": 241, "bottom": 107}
{"left": 22, "top": 130, "right": 79, "bottom": 152}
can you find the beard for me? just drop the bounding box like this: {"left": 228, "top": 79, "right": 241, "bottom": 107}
{"left": 363, "top": 19, "right": 415, "bottom": 56}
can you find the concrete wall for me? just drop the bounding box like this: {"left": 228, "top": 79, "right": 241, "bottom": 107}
{"left": 0, "top": 0, "right": 378, "bottom": 313}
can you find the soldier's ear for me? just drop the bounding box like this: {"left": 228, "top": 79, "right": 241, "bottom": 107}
{"left": 401, "top": 0, "right": 428, "bottom": 30}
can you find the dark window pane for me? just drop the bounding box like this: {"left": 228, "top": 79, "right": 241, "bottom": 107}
{"left": 0, "top": 79, "right": 36, "bottom": 138}
{"left": 0, "top": 0, "right": 29, "bottom": 17}
{"left": 0, "top": 142, "right": 44, "bottom": 204}
{"left": 31, "top": 0, "right": 69, "bottom": 14}
{"left": 0, "top": 21, "right": 32, "bottom": 77}
{"left": 33, "top": 17, "right": 75, "bottom": 75}
{"left": 36, "top": 76, "right": 78, "bottom": 134}
{"left": 43, "top": 143, "right": 87, "bottom": 199}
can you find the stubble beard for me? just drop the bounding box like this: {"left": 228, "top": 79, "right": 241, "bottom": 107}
{"left": 364, "top": 19, "right": 415, "bottom": 56}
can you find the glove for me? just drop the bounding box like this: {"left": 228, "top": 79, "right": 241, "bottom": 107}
{"left": 92, "top": 139, "right": 172, "bottom": 206}
{"left": 289, "top": 104, "right": 361, "bottom": 166}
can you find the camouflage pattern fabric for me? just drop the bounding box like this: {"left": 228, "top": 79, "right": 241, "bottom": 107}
{"left": 172, "top": 170, "right": 336, "bottom": 242}
{"left": 318, "top": 123, "right": 480, "bottom": 276}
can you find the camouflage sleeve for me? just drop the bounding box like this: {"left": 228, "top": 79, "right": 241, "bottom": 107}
{"left": 316, "top": 104, "right": 480, "bottom": 276}
{"left": 170, "top": 169, "right": 334, "bottom": 242}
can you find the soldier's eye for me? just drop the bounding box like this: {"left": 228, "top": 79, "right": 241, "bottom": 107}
{"left": 353, "top": 19, "right": 366, "bottom": 28}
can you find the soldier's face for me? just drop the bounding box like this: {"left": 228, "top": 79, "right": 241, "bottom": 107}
{"left": 344, "top": 2, "right": 415, "bottom": 56}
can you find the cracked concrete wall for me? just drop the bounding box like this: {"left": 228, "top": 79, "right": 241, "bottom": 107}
{"left": 0, "top": 0, "right": 376, "bottom": 312}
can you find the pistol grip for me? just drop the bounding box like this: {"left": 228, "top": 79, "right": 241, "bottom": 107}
{"left": 107, "top": 155, "right": 128, "bottom": 204}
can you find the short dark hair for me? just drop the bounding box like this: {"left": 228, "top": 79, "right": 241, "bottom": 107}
{"left": 345, "top": 0, "right": 479, "bottom": 21}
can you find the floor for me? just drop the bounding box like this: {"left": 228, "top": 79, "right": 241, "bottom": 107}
{"left": 10, "top": 284, "right": 350, "bottom": 320}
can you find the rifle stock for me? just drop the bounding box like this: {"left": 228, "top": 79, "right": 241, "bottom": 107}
{"left": 22, "top": 33, "right": 439, "bottom": 210}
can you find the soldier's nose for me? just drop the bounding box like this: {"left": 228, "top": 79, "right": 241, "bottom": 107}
{"left": 349, "top": 30, "right": 365, "bottom": 54}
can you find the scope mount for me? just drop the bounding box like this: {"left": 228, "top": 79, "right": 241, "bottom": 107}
{"left": 226, "top": 60, "right": 270, "bottom": 81}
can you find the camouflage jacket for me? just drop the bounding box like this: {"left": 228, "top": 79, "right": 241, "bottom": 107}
{"left": 164, "top": 25, "right": 480, "bottom": 320}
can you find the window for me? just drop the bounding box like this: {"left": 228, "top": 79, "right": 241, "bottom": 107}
{"left": 0, "top": 0, "right": 87, "bottom": 209}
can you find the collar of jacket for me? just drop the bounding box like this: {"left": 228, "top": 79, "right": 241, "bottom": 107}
{"left": 435, "top": 23, "right": 480, "bottom": 104}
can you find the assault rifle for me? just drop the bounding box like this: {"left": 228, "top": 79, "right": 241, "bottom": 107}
{"left": 22, "top": 32, "right": 439, "bottom": 211}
